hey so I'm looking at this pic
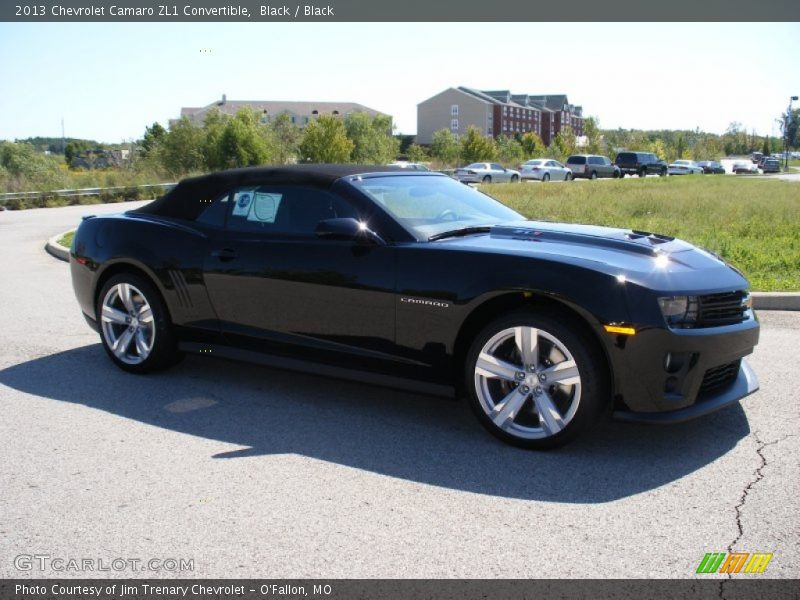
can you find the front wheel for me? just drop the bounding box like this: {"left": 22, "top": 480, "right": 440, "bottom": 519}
{"left": 542, "top": 173, "right": 550, "bottom": 182}
{"left": 660, "top": 168, "right": 667, "bottom": 177}
{"left": 465, "top": 309, "right": 609, "bottom": 449}
{"left": 96, "top": 273, "right": 182, "bottom": 374}
{"left": 510, "top": 174, "right": 519, "bottom": 183}
{"left": 565, "top": 172, "right": 573, "bottom": 181}
{"left": 482, "top": 175, "right": 491, "bottom": 184}
{"left": 590, "top": 171, "right": 598, "bottom": 180}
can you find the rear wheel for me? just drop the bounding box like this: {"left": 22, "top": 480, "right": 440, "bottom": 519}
{"left": 465, "top": 309, "right": 608, "bottom": 449}
{"left": 96, "top": 273, "right": 182, "bottom": 374}
{"left": 542, "top": 173, "right": 550, "bottom": 182}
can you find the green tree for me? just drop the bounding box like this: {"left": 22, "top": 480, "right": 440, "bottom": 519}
{"left": 345, "top": 113, "right": 399, "bottom": 164}
{"left": 216, "top": 108, "right": 275, "bottom": 168}
{"left": 202, "top": 108, "right": 230, "bottom": 171}
{"left": 762, "top": 136, "right": 771, "bottom": 157}
{"left": 139, "top": 122, "right": 167, "bottom": 158}
{"left": 299, "top": 115, "right": 354, "bottom": 163}
{"left": 549, "top": 127, "right": 576, "bottom": 162}
{"left": 519, "top": 131, "right": 545, "bottom": 158}
{"left": 495, "top": 135, "right": 524, "bottom": 166}
{"left": 157, "top": 117, "right": 206, "bottom": 176}
{"left": 430, "top": 128, "right": 460, "bottom": 166}
{"left": 270, "top": 112, "right": 302, "bottom": 164}
{"left": 460, "top": 126, "right": 497, "bottom": 163}
{"left": 64, "top": 140, "right": 92, "bottom": 165}
{"left": 406, "top": 143, "right": 428, "bottom": 163}
{"left": 583, "top": 117, "right": 602, "bottom": 155}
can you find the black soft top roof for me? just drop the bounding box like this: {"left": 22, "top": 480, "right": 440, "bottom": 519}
{"left": 135, "top": 164, "right": 410, "bottom": 220}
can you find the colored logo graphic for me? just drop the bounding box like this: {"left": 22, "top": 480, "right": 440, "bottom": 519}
{"left": 696, "top": 552, "right": 773, "bottom": 574}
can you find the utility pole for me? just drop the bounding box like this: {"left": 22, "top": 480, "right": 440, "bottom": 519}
{"left": 786, "top": 96, "right": 798, "bottom": 171}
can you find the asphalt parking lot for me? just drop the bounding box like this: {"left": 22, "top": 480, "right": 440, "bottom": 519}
{"left": 0, "top": 203, "right": 798, "bottom": 579}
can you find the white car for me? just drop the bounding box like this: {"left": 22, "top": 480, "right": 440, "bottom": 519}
{"left": 668, "top": 160, "right": 704, "bottom": 175}
{"left": 519, "top": 159, "right": 573, "bottom": 182}
{"left": 454, "top": 162, "right": 520, "bottom": 184}
{"left": 388, "top": 161, "right": 431, "bottom": 171}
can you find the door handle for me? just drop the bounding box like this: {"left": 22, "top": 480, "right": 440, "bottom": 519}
{"left": 211, "top": 248, "right": 238, "bottom": 261}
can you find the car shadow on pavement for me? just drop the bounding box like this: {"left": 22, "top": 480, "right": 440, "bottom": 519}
{"left": 0, "top": 345, "right": 751, "bottom": 503}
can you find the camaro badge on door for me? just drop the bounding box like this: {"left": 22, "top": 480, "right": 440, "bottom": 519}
{"left": 400, "top": 297, "right": 450, "bottom": 308}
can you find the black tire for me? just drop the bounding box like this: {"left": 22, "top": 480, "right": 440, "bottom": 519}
{"left": 96, "top": 273, "right": 183, "bottom": 374}
{"left": 565, "top": 172, "right": 573, "bottom": 181}
{"left": 660, "top": 168, "right": 667, "bottom": 177}
{"left": 510, "top": 174, "right": 519, "bottom": 183}
{"left": 639, "top": 169, "right": 647, "bottom": 178}
{"left": 619, "top": 172, "right": 626, "bottom": 178}
{"left": 464, "top": 308, "right": 609, "bottom": 449}
{"left": 590, "top": 171, "right": 598, "bottom": 180}
{"left": 482, "top": 175, "right": 491, "bottom": 184}
{"left": 542, "top": 173, "right": 550, "bottom": 182}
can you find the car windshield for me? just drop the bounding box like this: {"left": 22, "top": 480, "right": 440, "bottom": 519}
{"left": 351, "top": 175, "right": 523, "bottom": 240}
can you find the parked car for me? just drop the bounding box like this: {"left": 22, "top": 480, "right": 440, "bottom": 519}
{"left": 668, "top": 160, "right": 704, "bottom": 175}
{"left": 455, "top": 162, "right": 520, "bottom": 184}
{"left": 697, "top": 161, "right": 726, "bottom": 174}
{"left": 565, "top": 155, "right": 620, "bottom": 179}
{"left": 614, "top": 151, "right": 668, "bottom": 177}
{"left": 756, "top": 156, "right": 770, "bottom": 169}
{"left": 733, "top": 161, "right": 758, "bottom": 174}
{"left": 519, "top": 159, "right": 573, "bottom": 182}
{"left": 750, "top": 152, "right": 763, "bottom": 164}
{"left": 69, "top": 164, "right": 760, "bottom": 449}
{"left": 388, "top": 161, "right": 430, "bottom": 171}
{"left": 761, "top": 158, "right": 781, "bottom": 173}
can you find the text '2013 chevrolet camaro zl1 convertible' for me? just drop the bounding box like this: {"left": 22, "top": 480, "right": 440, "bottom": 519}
{"left": 70, "top": 165, "right": 760, "bottom": 448}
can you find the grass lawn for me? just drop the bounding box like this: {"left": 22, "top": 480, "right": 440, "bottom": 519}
{"left": 488, "top": 176, "right": 800, "bottom": 291}
{"left": 57, "top": 231, "right": 74, "bottom": 248}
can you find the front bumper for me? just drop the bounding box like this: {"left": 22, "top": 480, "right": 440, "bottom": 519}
{"left": 613, "top": 358, "right": 759, "bottom": 423}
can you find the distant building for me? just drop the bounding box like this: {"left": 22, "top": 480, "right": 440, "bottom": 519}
{"left": 417, "top": 87, "right": 584, "bottom": 146}
{"left": 174, "top": 94, "right": 388, "bottom": 128}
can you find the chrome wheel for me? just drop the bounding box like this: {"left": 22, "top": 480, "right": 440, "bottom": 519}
{"left": 100, "top": 283, "right": 156, "bottom": 365}
{"left": 474, "top": 326, "right": 581, "bottom": 440}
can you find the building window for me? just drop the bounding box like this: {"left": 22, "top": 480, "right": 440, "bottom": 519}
{"left": 450, "top": 118, "right": 459, "bottom": 131}
{"left": 451, "top": 104, "right": 459, "bottom": 116}
{"left": 503, "top": 106, "right": 508, "bottom": 116}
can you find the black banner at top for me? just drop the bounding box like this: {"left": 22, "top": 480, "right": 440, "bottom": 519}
{"left": 3, "top": 0, "right": 800, "bottom": 22}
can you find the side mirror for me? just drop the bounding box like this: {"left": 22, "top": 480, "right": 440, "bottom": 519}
{"left": 315, "top": 218, "right": 385, "bottom": 245}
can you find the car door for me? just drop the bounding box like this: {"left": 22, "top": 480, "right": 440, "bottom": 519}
{"left": 202, "top": 183, "right": 398, "bottom": 368}
{"left": 490, "top": 163, "right": 509, "bottom": 182}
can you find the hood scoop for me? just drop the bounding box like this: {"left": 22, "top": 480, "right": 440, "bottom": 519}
{"left": 490, "top": 221, "right": 690, "bottom": 256}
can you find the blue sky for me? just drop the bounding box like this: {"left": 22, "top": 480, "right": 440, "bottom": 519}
{"left": 0, "top": 22, "right": 798, "bottom": 142}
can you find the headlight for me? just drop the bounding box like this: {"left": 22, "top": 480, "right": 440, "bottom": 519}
{"left": 658, "top": 295, "right": 699, "bottom": 327}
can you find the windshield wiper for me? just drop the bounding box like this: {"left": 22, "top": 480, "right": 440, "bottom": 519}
{"left": 428, "top": 226, "right": 493, "bottom": 241}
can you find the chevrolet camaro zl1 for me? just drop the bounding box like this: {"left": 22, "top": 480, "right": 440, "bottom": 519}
{"left": 69, "top": 165, "right": 759, "bottom": 448}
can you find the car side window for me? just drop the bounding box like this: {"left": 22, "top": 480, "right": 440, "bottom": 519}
{"left": 588, "top": 157, "right": 599, "bottom": 165}
{"left": 225, "top": 186, "right": 359, "bottom": 237}
{"left": 491, "top": 163, "right": 505, "bottom": 171}
{"left": 196, "top": 192, "right": 231, "bottom": 228}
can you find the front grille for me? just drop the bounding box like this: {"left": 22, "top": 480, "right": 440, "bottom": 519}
{"left": 699, "top": 359, "right": 741, "bottom": 394}
{"left": 696, "top": 291, "right": 747, "bottom": 327}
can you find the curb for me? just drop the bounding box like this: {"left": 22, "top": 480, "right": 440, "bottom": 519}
{"left": 45, "top": 231, "right": 71, "bottom": 262}
{"left": 42, "top": 235, "right": 799, "bottom": 310}
{"left": 751, "top": 292, "right": 800, "bottom": 311}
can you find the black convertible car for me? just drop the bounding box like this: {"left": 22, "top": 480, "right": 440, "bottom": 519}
{"left": 69, "top": 165, "right": 760, "bottom": 448}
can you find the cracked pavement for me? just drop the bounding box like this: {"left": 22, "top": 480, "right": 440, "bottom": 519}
{"left": 0, "top": 203, "right": 798, "bottom": 579}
